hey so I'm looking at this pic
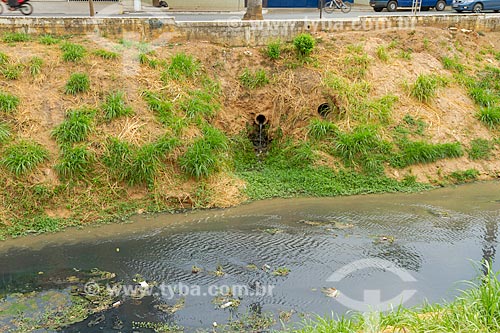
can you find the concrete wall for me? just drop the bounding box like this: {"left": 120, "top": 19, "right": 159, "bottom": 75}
{"left": 167, "top": 0, "right": 245, "bottom": 11}
{"left": 0, "top": 15, "right": 498, "bottom": 46}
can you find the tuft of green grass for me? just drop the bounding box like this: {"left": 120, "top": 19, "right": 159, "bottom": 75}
{"left": 448, "top": 169, "right": 480, "bottom": 183}
{"left": 391, "top": 140, "right": 463, "bottom": 168}
{"left": 51, "top": 108, "right": 95, "bottom": 143}
{"left": 399, "top": 50, "right": 412, "bottom": 60}
{"left": 0, "top": 52, "right": 8, "bottom": 65}
{"left": 442, "top": 56, "right": 465, "bottom": 73}
{"left": 65, "top": 73, "right": 90, "bottom": 95}
{"left": 376, "top": 45, "right": 389, "bottom": 62}
{"left": 0, "top": 92, "right": 20, "bottom": 113}
{"left": 477, "top": 107, "right": 500, "bottom": 128}
{"left": 411, "top": 74, "right": 444, "bottom": 102}
{"left": 29, "top": 57, "right": 43, "bottom": 77}
{"left": 3, "top": 32, "right": 31, "bottom": 43}
{"left": 266, "top": 40, "right": 282, "bottom": 60}
{"left": 344, "top": 54, "right": 371, "bottom": 80}
{"left": 308, "top": 118, "right": 338, "bottom": 140}
{"left": 239, "top": 68, "right": 270, "bottom": 89}
{"left": 1, "top": 141, "right": 49, "bottom": 176}
{"left": 103, "top": 136, "right": 178, "bottom": 186}
{"left": 2, "top": 64, "right": 23, "bottom": 80}
{"left": 61, "top": 43, "right": 86, "bottom": 62}
{"left": 38, "top": 34, "right": 60, "bottom": 45}
{"left": 334, "top": 126, "right": 391, "bottom": 174}
{"left": 142, "top": 90, "right": 174, "bottom": 125}
{"left": 180, "top": 89, "right": 219, "bottom": 119}
{"left": 162, "top": 53, "right": 200, "bottom": 81}
{"left": 54, "top": 145, "right": 94, "bottom": 180}
{"left": 93, "top": 49, "right": 119, "bottom": 60}
{"left": 0, "top": 122, "right": 10, "bottom": 143}
{"left": 101, "top": 91, "right": 133, "bottom": 121}
{"left": 468, "top": 138, "right": 494, "bottom": 160}
{"left": 293, "top": 34, "right": 316, "bottom": 57}
{"left": 179, "top": 125, "right": 228, "bottom": 179}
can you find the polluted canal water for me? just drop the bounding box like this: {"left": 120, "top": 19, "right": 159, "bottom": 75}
{"left": 0, "top": 181, "right": 499, "bottom": 332}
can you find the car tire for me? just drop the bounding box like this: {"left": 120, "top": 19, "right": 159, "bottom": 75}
{"left": 435, "top": 0, "right": 446, "bottom": 10}
{"left": 387, "top": 0, "right": 397, "bottom": 11}
{"left": 473, "top": 2, "right": 483, "bottom": 12}
{"left": 374, "top": 6, "right": 383, "bottom": 11}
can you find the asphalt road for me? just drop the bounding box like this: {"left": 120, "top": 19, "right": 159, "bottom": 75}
{"left": 1, "top": 2, "right": 499, "bottom": 19}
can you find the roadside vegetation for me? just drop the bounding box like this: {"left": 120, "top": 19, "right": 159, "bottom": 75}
{"left": 0, "top": 29, "right": 499, "bottom": 239}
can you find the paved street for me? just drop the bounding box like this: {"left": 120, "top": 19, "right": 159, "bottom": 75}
{"left": 1, "top": 1, "right": 499, "bottom": 19}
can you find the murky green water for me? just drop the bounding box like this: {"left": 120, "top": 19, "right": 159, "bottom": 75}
{"left": 0, "top": 182, "right": 499, "bottom": 332}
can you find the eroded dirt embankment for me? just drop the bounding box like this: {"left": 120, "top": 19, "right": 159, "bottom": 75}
{"left": 0, "top": 27, "right": 499, "bottom": 235}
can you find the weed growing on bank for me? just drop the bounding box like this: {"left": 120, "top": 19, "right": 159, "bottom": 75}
{"left": 55, "top": 145, "right": 95, "bottom": 180}
{"left": 307, "top": 119, "right": 338, "bottom": 141}
{"left": 1, "top": 141, "right": 49, "bottom": 176}
{"left": 293, "top": 34, "right": 315, "bottom": 58}
{"left": 38, "top": 34, "right": 60, "bottom": 45}
{"left": 103, "top": 136, "right": 179, "bottom": 186}
{"left": 29, "top": 57, "right": 43, "bottom": 77}
{"left": 180, "top": 125, "right": 229, "bottom": 179}
{"left": 468, "top": 138, "right": 494, "bottom": 160}
{"left": 65, "top": 73, "right": 90, "bottom": 95}
{"left": 478, "top": 107, "right": 500, "bottom": 128}
{"left": 93, "top": 49, "right": 119, "bottom": 60}
{"left": 52, "top": 108, "right": 95, "bottom": 143}
{"left": 391, "top": 140, "right": 463, "bottom": 168}
{"left": 101, "top": 91, "right": 133, "bottom": 121}
{"left": 3, "top": 32, "right": 31, "bottom": 43}
{"left": 239, "top": 68, "right": 270, "bottom": 89}
{"left": 162, "top": 52, "right": 200, "bottom": 81}
{"left": 0, "top": 122, "right": 10, "bottom": 143}
{"left": 266, "top": 40, "right": 282, "bottom": 60}
{"left": 0, "top": 92, "right": 19, "bottom": 113}
{"left": 61, "top": 43, "right": 86, "bottom": 62}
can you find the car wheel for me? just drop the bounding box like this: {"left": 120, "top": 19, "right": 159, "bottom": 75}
{"left": 387, "top": 0, "right": 397, "bottom": 11}
{"left": 435, "top": 0, "right": 446, "bottom": 10}
{"left": 374, "top": 7, "right": 383, "bottom": 11}
{"left": 473, "top": 2, "right": 483, "bottom": 12}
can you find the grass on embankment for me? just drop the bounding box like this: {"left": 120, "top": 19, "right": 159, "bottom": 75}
{"left": 0, "top": 31, "right": 499, "bottom": 239}
{"left": 289, "top": 263, "right": 500, "bottom": 333}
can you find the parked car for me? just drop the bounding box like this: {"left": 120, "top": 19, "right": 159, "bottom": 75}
{"left": 370, "top": 0, "right": 451, "bottom": 11}
{"left": 452, "top": 0, "right": 500, "bottom": 12}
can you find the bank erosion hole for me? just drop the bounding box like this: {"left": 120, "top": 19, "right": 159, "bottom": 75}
{"left": 318, "top": 103, "right": 332, "bottom": 117}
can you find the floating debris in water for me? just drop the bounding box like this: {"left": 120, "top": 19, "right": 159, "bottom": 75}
{"left": 191, "top": 265, "right": 202, "bottom": 274}
{"left": 427, "top": 209, "right": 451, "bottom": 218}
{"left": 279, "top": 309, "right": 295, "bottom": 322}
{"left": 211, "top": 265, "right": 225, "bottom": 277}
{"left": 273, "top": 267, "right": 290, "bottom": 276}
{"left": 332, "top": 221, "right": 354, "bottom": 229}
{"left": 262, "top": 264, "right": 271, "bottom": 272}
{"left": 212, "top": 291, "right": 241, "bottom": 309}
{"left": 262, "top": 228, "right": 283, "bottom": 235}
{"left": 322, "top": 287, "right": 339, "bottom": 298}
{"left": 246, "top": 263, "right": 258, "bottom": 270}
{"left": 299, "top": 220, "right": 326, "bottom": 227}
{"left": 374, "top": 235, "right": 395, "bottom": 244}
{"left": 154, "top": 297, "right": 185, "bottom": 314}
